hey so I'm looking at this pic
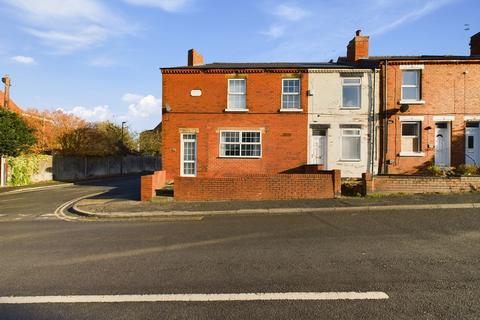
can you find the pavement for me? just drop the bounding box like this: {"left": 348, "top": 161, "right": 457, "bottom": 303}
{"left": 73, "top": 188, "right": 480, "bottom": 218}
{"left": 1, "top": 175, "right": 480, "bottom": 319}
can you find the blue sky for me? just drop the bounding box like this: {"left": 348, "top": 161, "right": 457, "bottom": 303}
{"left": 0, "top": 0, "right": 478, "bottom": 132}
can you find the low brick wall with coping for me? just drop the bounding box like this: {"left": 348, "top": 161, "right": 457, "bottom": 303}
{"left": 141, "top": 170, "right": 166, "bottom": 201}
{"left": 174, "top": 169, "right": 341, "bottom": 201}
{"left": 362, "top": 172, "right": 480, "bottom": 195}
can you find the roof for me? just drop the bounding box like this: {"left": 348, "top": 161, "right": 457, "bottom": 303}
{"left": 162, "top": 62, "right": 358, "bottom": 70}
{"left": 0, "top": 90, "right": 22, "bottom": 113}
{"left": 351, "top": 55, "right": 480, "bottom": 61}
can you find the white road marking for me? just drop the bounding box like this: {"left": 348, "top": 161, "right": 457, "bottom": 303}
{"left": 0, "top": 292, "right": 389, "bottom": 304}
{"left": 0, "top": 214, "right": 6, "bottom": 217}
{"left": 41, "top": 213, "right": 56, "bottom": 217}
{"left": 54, "top": 191, "right": 106, "bottom": 222}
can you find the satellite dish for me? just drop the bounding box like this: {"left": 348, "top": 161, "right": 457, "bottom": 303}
{"left": 399, "top": 104, "right": 410, "bottom": 113}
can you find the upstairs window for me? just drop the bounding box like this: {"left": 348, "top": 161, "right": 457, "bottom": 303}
{"left": 342, "top": 78, "right": 361, "bottom": 109}
{"left": 401, "top": 70, "right": 421, "bottom": 101}
{"left": 227, "top": 79, "right": 246, "bottom": 110}
{"left": 401, "top": 122, "right": 421, "bottom": 153}
{"left": 281, "top": 79, "right": 301, "bottom": 110}
{"left": 220, "top": 131, "right": 261, "bottom": 158}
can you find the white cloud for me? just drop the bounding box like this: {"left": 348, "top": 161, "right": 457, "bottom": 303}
{"left": 371, "top": 0, "right": 456, "bottom": 35}
{"left": 1, "top": 0, "right": 133, "bottom": 54}
{"left": 258, "top": 0, "right": 458, "bottom": 60}
{"left": 261, "top": 25, "right": 285, "bottom": 39}
{"left": 88, "top": 56, "right": 116, "bottom": 67}
{"left": 123, "top": 93, "right": 162, "bottom": 118}
{"left": 11, "top": 55, "right": 36, "bottom": 65}
{"left": 67, "top": 105, "right": 112, "bottom": 122}
{"left": 122, "top": 0, "right": 190, "bottom": 12}
{"left": 272, "top": 4, "right": 309, "bottom": 22}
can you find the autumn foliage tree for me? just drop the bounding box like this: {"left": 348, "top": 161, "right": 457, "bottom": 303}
{"left": 23, "top": 108, "right": 86, "bottom": 154}
{"left": 58, "top": 121, "right": 136, "bottom": 156}
{"left": 138, "top": 127, "right": 162, "bottom": 155}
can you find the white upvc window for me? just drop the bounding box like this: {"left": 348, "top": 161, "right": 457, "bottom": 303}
{"left": 219, "top": 130, "right": 262, "bottom": 158}
{"left": 227, "top": 79, "right": 246, "bottom": 110}
{"left": 401, "top": 122, "right": 421, "bottom": 153}
{"left": 342, "top": 78, "right": 361, "bottom": 109}
{"left": 341, "top": 127, "right": 361, "bottom": 161}
{"left": 281, "top": 78, "right": 301, "bottom": 110}
{"left": 180, "top": 133, "right": 197, "bottom": 177}
{"left": 401, "top": 70, "right": 421, "bottom": 102}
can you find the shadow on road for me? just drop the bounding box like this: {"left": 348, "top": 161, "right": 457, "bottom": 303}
{"left": 73, "top": 174, "right": 142, "bottom": 201}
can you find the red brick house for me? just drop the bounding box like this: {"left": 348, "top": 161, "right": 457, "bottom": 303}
{"left": 161, "top": 50, "right": 356, "bottom": 181}
{"left": 341, "top": 31, "right": 480, "bottom": 174}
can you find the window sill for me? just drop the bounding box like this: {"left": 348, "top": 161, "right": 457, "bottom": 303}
{"left": 399, "top": 100, "right": 425, "bottom": 105}
{"left": 224, "top": 108, "right": 249, "bottom": 112}
{"left": 279, "top": 108, "right": 303, "bottom": 112}
{"left": 340, "top": 107, "right": 361, "bottom": 110}
{"left": 399, "top": 152, "right": 425, "bottom": 157}
{"left": 218, "top": 156, "right": 261, "bottom": 159}
{"left": 339, "top": 159, "right": 361, "bottom": 162}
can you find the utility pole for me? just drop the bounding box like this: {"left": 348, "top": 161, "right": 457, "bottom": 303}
{"left": 2, "top": 74, "right": 11, "bottom": 109}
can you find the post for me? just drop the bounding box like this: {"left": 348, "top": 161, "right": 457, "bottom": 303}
{"left": 120, "top": 121, "right": 126, "bottom": 175}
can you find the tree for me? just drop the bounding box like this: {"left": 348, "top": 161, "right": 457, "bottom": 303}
{"left": 0, "top": 109, "right": 36, "bottom": 157}
{"left": 23, "top": 108, "right": 86, "bottom": 154}
{"left": 57, "top": 121, "right": 136, "bottom": 156}
{"left": 138, "top": 128, "right": 162, "bottom": 155}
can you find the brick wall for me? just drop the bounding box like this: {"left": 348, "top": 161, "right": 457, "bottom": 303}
{"left": 381, "top": 62, "right": 480, "bottom": 174}
{"left": 161, "top": 69, "right": 308, "bottom": 180}
{"left": 141, "top": 170, "right": 166, "bottom": 201}
{"left": 174, "top": 170, "right": 341, "bottom": 201}
{"left": 363, "top": 173, "right": 480, "bottom": 194}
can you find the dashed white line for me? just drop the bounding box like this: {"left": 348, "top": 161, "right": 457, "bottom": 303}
{"left": 0, "top": 292, "right": 389, "bottom": 304}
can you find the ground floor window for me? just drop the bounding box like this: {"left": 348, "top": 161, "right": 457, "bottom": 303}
{"left": 220, "top": 130, "right": 261, "bottom": 158}
{"left": 341, "top": 127, "right": 361, "bottom": 161}
{"left": 181, "top": 133, "right": 197, "bottom": 176}
{"left": 401, "top": 122, "right": 421, "bottom": 153}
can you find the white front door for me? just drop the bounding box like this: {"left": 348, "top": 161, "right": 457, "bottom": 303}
{"left": 466, "top": 122, "right": 480, "bottom": 165}
{"left": 435, "top": 122, "right": 450, "bottom": 167}
{"left": 310, "top": 128, "right": 327, "bottom": 166}
{"left": 180, "top": 133, "right": 197, "bottom": 177}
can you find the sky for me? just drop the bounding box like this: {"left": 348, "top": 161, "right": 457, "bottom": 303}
{"left": 0, "top": 0, "right": 478, "bottom": 132}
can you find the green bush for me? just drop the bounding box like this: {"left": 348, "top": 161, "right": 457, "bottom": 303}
{"left": 426, "top": 164, "right": 444, "bottom": 176}
{"left": 7, "top": 155, "right": 40, "bottom": 186}
{"left": 455, "top": 164, "right": 479, "bottom": 176}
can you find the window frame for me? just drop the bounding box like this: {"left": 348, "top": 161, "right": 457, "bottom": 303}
{"left": 341, "top": 77, "right": 362, "bottom": 109}
{"left": 340, "top": 127, "right": 361, "bottom": 161}
{"left": 280, "top": 78, "right": 302, "bottom": 111}
{"left": 219, "top": 130, "right": 262, "bottom": 158}
{"left": 401, "top": 69, "right": 421, "bottom": 102}
{"left": 226, "top": 78, "right": 247, "bottom": 111}
{"left": 400, "top": 121, "right": 422, "bottom": 155}
{"left": 180, "top": 133, "right": 197, "bottom": 177}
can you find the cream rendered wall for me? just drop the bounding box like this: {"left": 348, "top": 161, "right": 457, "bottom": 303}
{"left": 307, "top": 69, "right": 379, "bottom": 178}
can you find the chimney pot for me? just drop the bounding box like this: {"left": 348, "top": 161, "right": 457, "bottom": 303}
{"left": 188, "top": 49, "right": 204, "bottom": 66}
{"left": 356, "top": 29, "right": 362, "bottom": 36}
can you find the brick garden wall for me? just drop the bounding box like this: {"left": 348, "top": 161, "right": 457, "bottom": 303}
{"left": 141, "top": 170, "right": 166, "bottom": 201}
{"left": 363, "top": 173, "right": 480, "bottom": 194}
{"left": 174, "top": 170, "right": 341, "bottom": 201}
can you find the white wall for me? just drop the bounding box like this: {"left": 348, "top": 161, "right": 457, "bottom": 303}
{"left": 307, "top": 69, "right": 379, "bottom": 178}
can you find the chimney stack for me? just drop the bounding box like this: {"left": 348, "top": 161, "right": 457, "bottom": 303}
{"left": 470, "top": 32, "right": 480, "bottom": 56}
{"left": 2, "top": 74, "right": 11, "bottom": 109}
{"left": 347, "top": 30, "right": 369, "bottom": 62}
{"left": 188, "top": 49, "right": 204, "bottom": 66}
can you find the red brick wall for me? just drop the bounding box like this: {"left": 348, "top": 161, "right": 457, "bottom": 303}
{"left": 382, "top": 62, "right": 480, "bottom": 174}
{"left": 365, "top": 174, "right": 480, "bottom": 194}
{"left": 141, "top": 170, "right": 166, "bottom": 201}
{"left": 174, "top": 171, "right": 340, "bottom": 201}
{"left": 162, "top": 69, "right": 308, "bottom": 180}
